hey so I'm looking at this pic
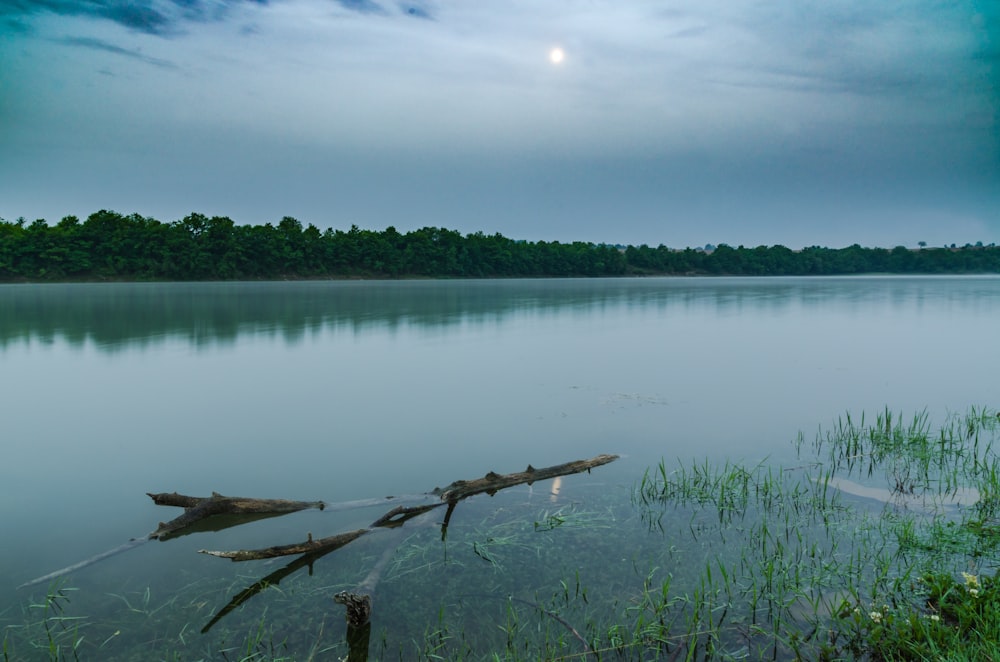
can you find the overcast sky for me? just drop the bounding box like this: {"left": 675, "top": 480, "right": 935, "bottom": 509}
{"left": 1, "top": 1, "right": 997, "bottom": 248}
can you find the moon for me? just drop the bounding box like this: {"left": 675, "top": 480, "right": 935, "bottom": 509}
{"left": 549, "top": 47, "right": 565, "bottom": 64}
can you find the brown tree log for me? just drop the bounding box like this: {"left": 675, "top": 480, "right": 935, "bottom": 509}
{"left": 201, "top": 537, "right": 363, "bottom": 633}
{"left": 148, "top": 492, "right": 325, "bottom": 540}
{"left": 22, "top": 451, "right": 620, "bottom": 646}
{"left": 432, "top": 454, "right": 619, "bottom": 501}
{"left": 323, "top": 453, "right": 619, "bottom": 634}
{"left": 200, "top": 529, "right": 368, "bottom": 562}
{"left": 200, "top": 454, "right": 619, "bottom": 563}
{"left": 17, "top": 493, "right": 435, "bottom": 589}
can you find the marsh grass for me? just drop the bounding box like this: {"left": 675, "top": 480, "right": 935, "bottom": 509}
{"left": 2, "top": 581, "right": 86, "bottom": 662}
{"left": 3, "top": 564, "right": 351, "bottom": 661}
{"left": 632, "top": 406, "right": 1000, "bottom": 661}
{"left": 5, "top": 408, "right": 998, "bottom": 660}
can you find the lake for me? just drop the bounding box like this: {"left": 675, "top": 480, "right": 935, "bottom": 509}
{"left": 1, "top": 276, "right": 998, "bottom": 660}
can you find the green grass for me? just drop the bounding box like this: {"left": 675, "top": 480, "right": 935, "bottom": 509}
{"left": 631, "top": 406, "right": 1000, "bottom": 661}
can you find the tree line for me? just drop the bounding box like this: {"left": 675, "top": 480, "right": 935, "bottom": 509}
{"left": 1, "top": 210, "right": 998, "bottom": 281}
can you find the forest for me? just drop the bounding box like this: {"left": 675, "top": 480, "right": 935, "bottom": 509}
{"left": 1, "top": 210, "right": 998, "bottom": 281}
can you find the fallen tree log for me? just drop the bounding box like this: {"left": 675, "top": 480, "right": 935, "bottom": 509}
{"left": 19, "top": 492, "right": 335, "bottom": 589}
{"left": 193, "top": 453, "right": 619, "bottom": 639}
{"left": 200, "top": 529, "right": 368, "bottom": 562}
{"left": 148, "top": 492, "right": 325, "bottom": 540}
{"left": 317, "top": 457, "right": 618, "bottom": 658}
{"left": 200, "top": 455, "right": 619, "bottom": 563}
{"left": 432, "top": 454, "right": 619, "bottom": 502}
{"left": 201, "top": 535, "right": 372, "bottom": 634}
{"left": 22, "top": 451, "right": 621, "bottom": 648}
{"left": 325, "top": 454, "right": 619, "bottom": 640}
{"left": 149, "top": 491, "right": 432, "bottom": 514}
{"left": 198, "top": 503, "right": 443, "bottom": 562}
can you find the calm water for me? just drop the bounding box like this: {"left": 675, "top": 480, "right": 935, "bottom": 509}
{"left": 1, "top": 276, "right": 998, "bottom": 659}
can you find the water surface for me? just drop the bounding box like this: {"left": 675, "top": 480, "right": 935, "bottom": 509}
{"left": 1, "top": 276, "right": 997, "bottom": 658}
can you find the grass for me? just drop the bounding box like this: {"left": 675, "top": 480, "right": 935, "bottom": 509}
{"left": 629, "top": 406, "right": 1000, "bottom": 661}
{"left": 4, "top": 407, "right": 999, "bottom": 660}
{"left": 3, "top": 581, "right": 86, "bottom": 662}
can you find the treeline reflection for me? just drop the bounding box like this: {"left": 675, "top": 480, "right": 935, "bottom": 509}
{"left": 1, "top": 277, "right": 996, "bottom": 351}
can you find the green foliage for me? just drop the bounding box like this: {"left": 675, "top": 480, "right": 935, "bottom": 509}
{"left": 632, "top": 407, "right": 1000, "bottom": 661}
{"left": 2, "top": 211, "right": 999, "bottom": 281}
{"left": 2, "top": 581, "right": 86, "bottom": 661}
{"left": 0, "top": 211, "right": 631, "bottom": 281}
{"left": 839, "top": 570, "right": 1000, "bottom": 661}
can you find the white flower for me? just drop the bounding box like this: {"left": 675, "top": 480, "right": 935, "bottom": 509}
{"left": 870, "top": 611, "right": 882, "bottom": 623}
{"left": 969, "top": 588, "right": 980, "bottom": 598}
{"left": 928, "top": 614, "right": 940, "bottom": 622}
{"left": 962, "top": 572, "right": 979, "bottom": 588}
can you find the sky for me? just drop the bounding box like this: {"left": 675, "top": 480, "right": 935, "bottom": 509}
{"left": 1, "top": 1, "right": 997, "bottom": 249}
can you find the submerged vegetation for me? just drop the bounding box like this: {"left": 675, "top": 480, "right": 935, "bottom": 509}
{"left": 4, "top": 407, "right": 999, "bottom": 660}
{"left": 637, "top": 407, "right": 1000, "bottom": 660}
{"left": 2, "top": 210, "right": 1000, "bottom": 281}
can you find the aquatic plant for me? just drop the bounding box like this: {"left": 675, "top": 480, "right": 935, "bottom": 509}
{"left": 2, "top": 581, "right": 86, "bottom": 662}
{"left": 5, "top": 408, "right": 999, "bottom": 660}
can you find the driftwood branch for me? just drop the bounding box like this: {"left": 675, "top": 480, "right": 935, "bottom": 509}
{"left": 326, "top": 454, "right": 619, "bottom": 632}
{"left": 17, "top": 492, "right": 328, "bottom": 589}
{"left": 149, "top": 491, "right": 434, "bottom": 513}
{"left": 200, "top": 455, "right": 619, "bottom": 563}
{"left": 197, "top": 504, "right": 445, "bottom": 563}
{"left": 200, "top": 529, "right": 369, "bottom": 562}
{"left": 21, "top": 452, "right": 620, "bottom": 648}
{"left": 201, "top": 537, "right": 365, "bottom": 633}
{"left": 148, "top": 492, "right": 325, "bottom": 540}
{"left": 431, "top": 454, "right": 619, "bottom": 502}
{"left": 194, "top": 453, "right": 619, "bottom": 639}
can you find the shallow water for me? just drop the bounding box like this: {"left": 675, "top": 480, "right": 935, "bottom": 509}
{"left": 2, "top": 276, "right": 998, "bottom": 659}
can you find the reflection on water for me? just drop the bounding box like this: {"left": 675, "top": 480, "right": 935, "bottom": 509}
{"left": 3, "top": 276, "right": 997, "bottom": 351}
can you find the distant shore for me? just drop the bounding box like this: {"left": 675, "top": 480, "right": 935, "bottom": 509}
{"left": 3, "top": 210, "right": 998, "bottom": 282}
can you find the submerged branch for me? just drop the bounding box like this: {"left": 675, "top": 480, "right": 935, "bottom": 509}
{"left": 20, "top": 451, "right": 619, "bottom": 637}
{"left": 17, "top": 492, "right": 327, "bottom": 589}
{"left": 200, "top": 529, "right": 368, "bottom": 562}
{"left": 323, "top": 454, "right": 621, "bottom": 635}
{"left": 201, "top": 454, "right": 619, "bottom": 562}
{"left": 335, "top": 527, "right": 410, "bottom": 632}
{"left": 17, "top": 536, "right": 152, "bottom": 590}
{"left": 201, "top": 538, "right": 361, "bottom": 633}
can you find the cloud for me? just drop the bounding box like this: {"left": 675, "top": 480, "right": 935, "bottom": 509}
{"left": 3, "top": 0, "right": 434, "bottom": 35}
{"left": 0, "top": 0, "right": 264, "bottom": 34}
{"left": 2, "top": 16, "right": 33, "bottom": 33}
{"left": 0, "top": 0, "right": 164, "bottom": 34}
{"left": 334, "top": 0, "right": 385, "bottom": 15}
{"left": 332, "top": 0, "right": 432, "bottom": 19}
{"left": 1, "top": 0, "right": 995, "bottom": 246}
{"left": 98, "top": 2, "right": 172, "bottom": 34}
{"left": 398, "top": 2, "right": 432, "bottom": 20}
{"left": 56, "top": 35, "right": 178, "bottom": 67}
